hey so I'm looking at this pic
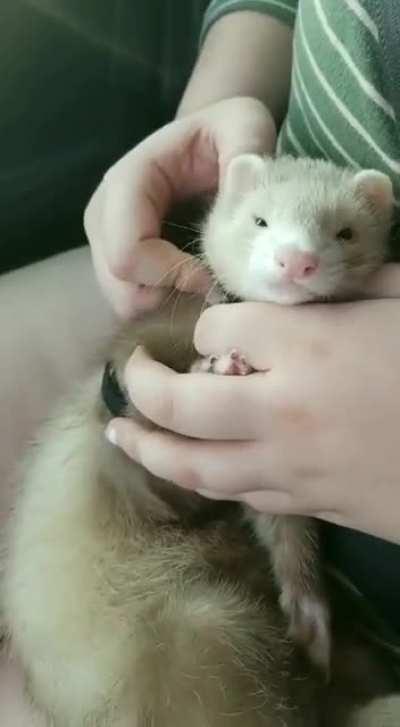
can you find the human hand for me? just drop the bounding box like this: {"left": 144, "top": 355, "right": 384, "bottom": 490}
{"left": 362, "top": 262, "right": 400, "bottom": 299}
{"left": 106, "top": 300, "right": 400, "bottom": 543}
{"left": 84, "top": 97, "right": 276, "bottom": 318}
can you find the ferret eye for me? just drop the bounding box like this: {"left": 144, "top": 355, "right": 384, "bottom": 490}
{"left": 336, "top": 227, "right": 353, "bottom": 241}
{"left": 254, "top": 216, "right": 268, "bottom": 228}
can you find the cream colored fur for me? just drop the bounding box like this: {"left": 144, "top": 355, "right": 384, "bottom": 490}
{"left": 1, "top": 297, "right": 318, "bottom": 726}
{"left": 203, "top": 154, "right": 392, "bottom": 305}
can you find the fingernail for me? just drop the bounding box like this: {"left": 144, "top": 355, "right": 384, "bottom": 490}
{"left": 105, "top": 424, "right": 117, "bottom": 445}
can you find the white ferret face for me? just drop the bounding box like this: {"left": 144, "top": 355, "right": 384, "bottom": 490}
{"left": 202, "top": 155, "right": 393, "bottom": 304}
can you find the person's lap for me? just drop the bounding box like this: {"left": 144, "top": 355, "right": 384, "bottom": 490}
{"left": 0, "top": 246, "right": 118, "bottom": 724}
{"left": 0, "top": 246, "right": 117, "bottom": 515}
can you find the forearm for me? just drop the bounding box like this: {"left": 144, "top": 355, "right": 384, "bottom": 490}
{"left": 177, "top": 11, "right": 293, "bottom": 127}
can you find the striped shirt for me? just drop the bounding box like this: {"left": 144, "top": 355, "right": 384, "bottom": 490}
{"left": 202, "top": 0, "right": 400, "bottom": 253}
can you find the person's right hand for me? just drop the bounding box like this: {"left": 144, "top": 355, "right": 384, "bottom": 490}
{"left": 84, "top": 97, "right": 276, "bottom": 319}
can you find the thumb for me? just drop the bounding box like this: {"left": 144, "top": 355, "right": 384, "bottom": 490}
{"left": 211, "top": 97, "right": 277, "bottom": 176}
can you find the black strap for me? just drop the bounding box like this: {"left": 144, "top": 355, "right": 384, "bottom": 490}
{"left": 101, "top": 362, "right": 128, "bottom": 417}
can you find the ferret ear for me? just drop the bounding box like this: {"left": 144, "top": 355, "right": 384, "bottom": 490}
{"left": 353, "top": 170, "right": 393, "bottom": 211}
{"left": 222, "top": 154, "right": 266, "bottom": 206}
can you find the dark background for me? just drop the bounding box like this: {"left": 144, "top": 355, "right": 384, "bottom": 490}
{"left": 1, "top": 0, "right": 208, "bottom": 274}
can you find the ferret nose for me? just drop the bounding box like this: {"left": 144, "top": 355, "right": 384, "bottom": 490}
{"left": 274, "top": 246, "right": 319, "bottom": 280}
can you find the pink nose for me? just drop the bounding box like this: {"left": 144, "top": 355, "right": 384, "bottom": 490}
{"left": 274, "top": 246, "right": 319, "bottom": 280}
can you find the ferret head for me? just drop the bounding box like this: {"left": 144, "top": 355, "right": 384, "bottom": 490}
{"left": 202, "top": 155, "right": 393, "bottom": 304}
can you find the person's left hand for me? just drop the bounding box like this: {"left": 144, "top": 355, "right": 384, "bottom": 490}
{"left": 106, "top": 299, "right": 400, "bottom": 544}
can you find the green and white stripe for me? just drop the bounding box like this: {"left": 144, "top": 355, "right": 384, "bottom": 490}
{"left": 314, "top": 0, "right": 394, "bottom": 121}
{"left": 202, "top": 0, "right": 400, "bottom": 232}
{"left": 344, "top": 0, "right": 379, "bottom": 42}
{"left": 200, "top": 0, "right": 297, "bottom": 44}
{"left": 285, "top": 1, "right": 400, "bottom": 173}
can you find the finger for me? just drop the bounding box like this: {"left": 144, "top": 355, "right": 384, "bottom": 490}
{"left": 106, "top": 417, "right": 327, "bottom": 515}
{"left": 88, "top": 231, "right": 167, "bottom": 319}
{"left": 197, "top": 487, "right": 304, "bottom": 514}
{"left": 86, "top": 99, "right": 275, "bottom": 297}
{"left": 105, "top": 417, "right": 274, "bottom": 494}
{"left": 85, "top": 180, "right": 166, "bottom": 317}
{"left": 194, "top": 302, "right": 329, "bottom": 367}
{"left": 124, "top": 346, "right": 273, "bottom": 440}
{"left": 194, "top": 489, "right": 239, "bottom": 502}
{"left": 240, "top": 489, "right": 309, "bottom": 515}
{"left": 85, "top": 183, "right": 211, "bottom": 312}
{"left": 101, "top": 119, "right": 218, "bottom": 282}
{"left": 211, "top": 97, "right": 276, "bottom": 175}
{"left": 241, "top": 489, "right": 337, "bottom": 518}
{"left": 197, "top": 476, "right": 329, "bottom": 517}
{"left": 115, "top": 237, "right": 212, "bottom": 294}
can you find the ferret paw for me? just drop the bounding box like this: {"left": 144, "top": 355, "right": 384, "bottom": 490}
{"left": 280, "top": 588, "right": 331, "bottom": 677}
{"left": 191, "top": 350, "right": 253, "bottom": 376}
{"left": 213, "top": 349, "right": 252, "bottom": 375}
{"left": 211, "top": 350, "right": 253, "bottom": 376}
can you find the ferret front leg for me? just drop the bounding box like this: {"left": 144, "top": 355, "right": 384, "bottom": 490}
{"left": 250, "top": 511, "right": 331, "bottom": 675}
{"left": 191, "top": 352, "right": 331, "bottom": 674}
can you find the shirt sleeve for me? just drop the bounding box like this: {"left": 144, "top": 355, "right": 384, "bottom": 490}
{"left": 200, "top": 0, "right": 298, "bottom": 45}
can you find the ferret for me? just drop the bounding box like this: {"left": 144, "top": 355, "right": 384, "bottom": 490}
{"left": 0, "top": 155, "right": 394, "bottom": 727}
{"left": 197, "top": 153, "right": 394, "bottom": 672}
{"left": 1, "top": 295, "right": 322, "bottom": 727}
{"left": 202, "top": 154, "right": 392, "bottom": 305}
